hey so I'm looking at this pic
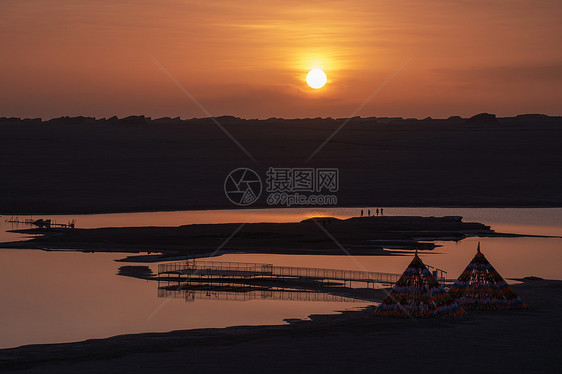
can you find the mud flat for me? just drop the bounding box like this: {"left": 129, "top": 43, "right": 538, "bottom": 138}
{"left": 0, "top": 215, "right": 508, "bottom": 259}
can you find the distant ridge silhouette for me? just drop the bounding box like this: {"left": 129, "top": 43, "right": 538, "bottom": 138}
{"left": 0, "top": 113, "right": 558, "bottom": 125}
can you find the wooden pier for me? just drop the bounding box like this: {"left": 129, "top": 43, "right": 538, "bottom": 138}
{"left": 158, "top": 260, "right": 448, "bottom": 286}
{"left": 158, "top": 260, "right": 403, "bottom": 286}
{"left": 157, "top": 260, "right": 449, "bottom": 303}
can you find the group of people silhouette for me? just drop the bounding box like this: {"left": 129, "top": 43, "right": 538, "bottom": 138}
{"left": 360, "top": 208, "right": 384, "bottom": 217}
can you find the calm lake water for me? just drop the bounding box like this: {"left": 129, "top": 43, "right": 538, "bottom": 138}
{"left": 0, "top": 207, "right": 561, "bottom": 348}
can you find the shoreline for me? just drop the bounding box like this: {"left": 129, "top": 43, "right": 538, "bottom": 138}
{"left": 1, "top": 278, "right": 560, "bottom": 373}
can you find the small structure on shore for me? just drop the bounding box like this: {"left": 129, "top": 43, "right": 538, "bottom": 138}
{"left": 374, "top": 252, "right": 464, "bottom": 317}
{"left": 448, "top": 243, "right": 526, "bottom": 310}
{"left": 5, "top": 216, "right": 75, "bottom": 229}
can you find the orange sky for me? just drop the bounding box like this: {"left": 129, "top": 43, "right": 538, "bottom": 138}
{"left": 1, "top": 0, "right": 561, "bottom": 119}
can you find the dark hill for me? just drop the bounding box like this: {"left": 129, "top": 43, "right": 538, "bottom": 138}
{"left": 0, "top": 114, "right": 561, "bottom": 213}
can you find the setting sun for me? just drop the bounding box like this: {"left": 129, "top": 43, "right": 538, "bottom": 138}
{"left": 306, "top": 69, "right": 327, "bottom": 89}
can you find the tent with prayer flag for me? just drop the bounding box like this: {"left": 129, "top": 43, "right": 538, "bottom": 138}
{"left": 448, "top": 243, "right": 526, "bottom": 310}
{"left": 374, "top": 252, "right": 464, "bottom": 318}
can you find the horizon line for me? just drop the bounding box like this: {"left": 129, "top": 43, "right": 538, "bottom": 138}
{"left": 1, "top": 113, "right": 560, "bottom": 123}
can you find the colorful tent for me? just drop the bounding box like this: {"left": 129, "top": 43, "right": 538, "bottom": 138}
{"left": 448, "top": 243, "right": 526, "bottom": 310}
{"left": 374, "top": 252, "right": 464, "bottom": 317}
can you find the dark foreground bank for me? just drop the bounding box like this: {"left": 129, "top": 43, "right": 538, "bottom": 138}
{"left": 1, "top": 279, "right": 560, "bottom": 373}
{"left": 1, "top": 115, "right": 561, "bottom": 214}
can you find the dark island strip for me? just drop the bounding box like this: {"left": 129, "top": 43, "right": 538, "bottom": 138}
{"left": 1, "top": 216, "right": 545, "bottom": 261}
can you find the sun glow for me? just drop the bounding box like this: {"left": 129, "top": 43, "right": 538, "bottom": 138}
{"left": 306, "top": 69, "right": 327, "bottom": 89}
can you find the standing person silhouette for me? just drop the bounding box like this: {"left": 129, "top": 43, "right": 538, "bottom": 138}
{"left": 360, "top": 209, "right": 364, "bottom": 217}
{"left": 376, "top": 208, "right": 379, "bottom": 216}
{"left": 381, "top": 208, "right": 384, "bottom": 216}
{"left": 368, "top": 209, "right": 371, "bottom": 216}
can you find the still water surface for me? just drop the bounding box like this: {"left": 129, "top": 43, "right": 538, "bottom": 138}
{"left": 0, "top": 207, "right": 560, "bottom": 348}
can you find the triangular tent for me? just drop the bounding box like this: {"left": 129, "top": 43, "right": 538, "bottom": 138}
{"left": 448, "top": 243, "right": 526, "bottom": 310}
{"left": 374, "top": 252, "right": 464, "bottom": 317}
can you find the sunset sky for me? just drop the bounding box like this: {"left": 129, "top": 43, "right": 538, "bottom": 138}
{"left": 2, "top": 0, "right": 561, "bottom": 119}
